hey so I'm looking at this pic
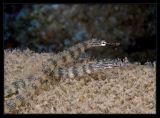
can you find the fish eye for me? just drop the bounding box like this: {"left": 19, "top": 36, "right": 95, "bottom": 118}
{"left": 101, "top": 41, "right": 106, "bottom": 46}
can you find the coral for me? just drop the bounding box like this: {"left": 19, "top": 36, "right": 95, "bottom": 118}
{"left": 4, "top": 48, "right": 156, "bottom": 114}
{"left": 4, "top": 44, "right": 155, "bottom": 113}
{"left": 4, "top": 4, "right": 156, "bottom": 62}
{"left": 4, "top": 39, "right": 123, "bottom": 113}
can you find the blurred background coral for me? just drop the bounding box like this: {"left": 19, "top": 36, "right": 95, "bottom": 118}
{"left": 4, "top": 4, "right": 156, "bottom": 64}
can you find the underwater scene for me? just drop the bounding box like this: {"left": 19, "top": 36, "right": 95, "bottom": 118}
{"left": 4, "top": 4, "right": 156, "bottom": 114}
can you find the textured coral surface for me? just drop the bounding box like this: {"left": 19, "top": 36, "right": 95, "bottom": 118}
{"left": 4, "top": 49, "right": 156, "bottom": 114}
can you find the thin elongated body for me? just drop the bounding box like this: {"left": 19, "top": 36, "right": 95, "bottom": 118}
{"left": 5, "top": 77, "right": 38, "bottom": 112}
{"left": 42, "top": 38, "right": 108, "bottom": 73}
{"left": 47, "top": 59, "right": 127, "bottom": 79}
{"left": 5, "top": 59, "right": 128, "bottom": 113}
{"left": 4, "top": 38, "right": 122, "bottom": 113}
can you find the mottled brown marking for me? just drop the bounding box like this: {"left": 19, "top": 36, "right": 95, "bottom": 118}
{"left": 69, "top": 50, "right": 75, "bottom": 58}
{"left": 72, "top": 66, "right": 78, "bottom": 77}
{"left": 82, "top": 65, "right": 87, "bottom": 74}
{"left": 82, "top": 42, "right": 88, "bottom": 50}
{"left": 48, "top": 70, "right": 54, "bottom": 77}
{"left": 52, "top": 60, "right": 57, "bottom": 67}
{"left": 6, "top": 100, "right": 16, "bottom": 111}
{"left": 15, "top": 95, "right": 24, "bottom": 106}
{"left": 77, "top": 47, "right": 82, "bottom": 54}
{"left": 12, "top": 80, "right": 26, "bottom": 90}
{"left": 16, "top": 95, "right": 24, "bottom": 101}
{"left": 62, "top": 56, "right": 67, "bottom": 63}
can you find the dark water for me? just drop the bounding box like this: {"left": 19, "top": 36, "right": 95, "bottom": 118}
{"left": 4, "top": 4, "right": 156, "bottom": 64}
